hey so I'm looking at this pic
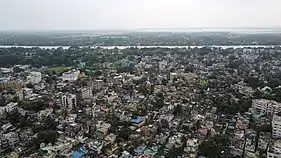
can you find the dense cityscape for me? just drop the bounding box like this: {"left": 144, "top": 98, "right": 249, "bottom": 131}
{"left": 1, "top": 33, "right": 281, "bottom": 158}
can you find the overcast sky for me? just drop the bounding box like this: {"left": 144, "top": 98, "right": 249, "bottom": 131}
{"left": 0, "top": 0, "right": 281, "bottom": 31}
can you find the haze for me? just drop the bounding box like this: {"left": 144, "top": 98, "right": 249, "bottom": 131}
{"left": 1, "top": 0, "right": 281, "bottom": 31}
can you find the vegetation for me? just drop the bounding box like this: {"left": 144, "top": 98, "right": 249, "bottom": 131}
{"left": 42, "top": 66, "right": 71, "bottom": 74}
{"left": 37, "top": 130, "right": 58, "bottom": 144}
{"left": 199, "top": 135, "right": 230, "bottom": 158}
{"left": 19, "top": 100, "right": 45, "bottom": 112}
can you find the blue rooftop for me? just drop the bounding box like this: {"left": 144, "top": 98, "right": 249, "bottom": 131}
{"left": 131, "top": 116, "right": 144, "bottom": 124}
{"left": 72, "top": 151, "right": 84, "bottom": 158}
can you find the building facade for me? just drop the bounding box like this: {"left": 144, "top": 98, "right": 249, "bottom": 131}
{"left": 267, "top": 140, "right": 281, "bottom": 158}
{"left": 272, "top": 113, "right": 281, "bottom": 138}
{"left": 61, "top": 93, "right": 77, "bottom": 110}
{"left": 252, "top": 99, "right": 281, "bottom": 115}
{"left": 62, "top": 70, "right": 80, "bottom": 81}
{"left": 27, "top": 72, "right": 42, "bottom": 84}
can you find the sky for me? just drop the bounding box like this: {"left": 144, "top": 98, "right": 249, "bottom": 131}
{"left": 0, "top": 0, "right": 281, "bottom": 31}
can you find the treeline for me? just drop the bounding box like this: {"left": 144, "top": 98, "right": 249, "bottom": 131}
{"left": 2, "top": 32, "right": 281, "bottom": 46}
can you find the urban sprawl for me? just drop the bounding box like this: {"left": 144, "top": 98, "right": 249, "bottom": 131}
{"left": 1, "top": 44, "right": 281, "bottom": 158}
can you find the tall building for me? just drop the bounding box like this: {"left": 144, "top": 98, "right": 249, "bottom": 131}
{"left": 61, "top": 93, "right": 77, "bottom": 110}
{"left": 272, "top": 113, "right": 281, "bottom": 138}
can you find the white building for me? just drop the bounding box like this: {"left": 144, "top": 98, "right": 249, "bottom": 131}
{"left": 272, "top": 114, "right": 281, "bottom": 138}
{"left": 3, "top": 132, "right": 19, "bottom": 147}
{"left": 0, "top": 102, "right": 18, "bottom": 117}
{"left": 61, "top": 93, "right": 77, "bottom": 110}
{"left": 170, "top": 72, "right": 178, "bottom": 81}
{"left": 159, "top": 61, "right": 168, "bottom": 72}
{"left": 27, "top": 72, "right": 42, "bottom": 84}
{"left": 79, "top": 87, "right": 92, "bottom": 99}
{"left": 252, "top": 99, "right": 281, "bottom": 115}
{"left": 184, "top": 138, "right": 199, "bottom": 158}
{"left": 62, "top": 70, "right": 80, "bottom": 81}
{"left": 267, "top": 140, "right": 281, "bottom": 158}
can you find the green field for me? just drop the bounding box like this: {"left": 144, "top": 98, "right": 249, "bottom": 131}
{"left": 42, "top": 66, "right": 72, "bottom": 73}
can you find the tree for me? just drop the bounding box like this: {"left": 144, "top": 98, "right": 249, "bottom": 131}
{"left": 154, "top": 92, "right": 165, "bottom": 109}
{"left": 199, "top": 135, "right": 230, "bottom": 158}
{"left": 6, "top": 109, "right": 21, "bottom": 125}
{"left": 173, "top": 104, "right": 182, "bottom": 115}
{"left": 0, "top": 97, "right": 6, "bottom": 106}
{"left": 166, "top": 146, "right": 184, "bottom": 158}
{"left": 13, "top": 66, "right": 23, "bottom": 73}
{"left": 93, "top": 70, "right": 103, "bottom": 76}
{"left": 118, "top": 128, "right": 130, "bottom": 141}
{"left": 256, "top": 124, "right": 272, "bottom": 133}
{"left": 43, "top": 116, "right": 57, "bottom": 130}
{"left": 26, "top": 83, "right": 34, "bottom": 88}
{"left": 37, "top": 130, "right": 58, "bottom": 144}
{"left": 138, "top": 84, "right": 150, "bottom": 96}
{"left": 19, "top": 100, "right": 45, "bottom": 112}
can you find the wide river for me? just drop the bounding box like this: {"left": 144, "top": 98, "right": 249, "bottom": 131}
{"left": 0, "top": 45, "right": 279, "bottom": 50}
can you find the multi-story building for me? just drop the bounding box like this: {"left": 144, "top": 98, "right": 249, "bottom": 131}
{"left": 27, "top": 71, "right": 42, "bottom": 84}
{"left": 0, "top": 102, "right": 18, "bottom": 117}
{"left": 267, "top": 140, "right": 281, "bottom": 158}
{"left": 0, "top": 80, "right": 25, "bottom": 90}
{"left": 252, "top": 99, "right": 281, "bottom": 115}
{"left": 79, "top": 87, "right": 92, "bottom": 99}
{"left": 258, "top": 132, "right": 271, "bottom": 151}
{"left": 16, "top": 89, "right": 24, "bottom": 101}
{"left": 0, "top": 138, "right": 9, "bottom": 149}
{"left": 184, "top": 138, "right": 199, "bottom": 158}
{"left": 62, "top": 70, "right": 80, "bottom": 81}
{"left": 3, "top": 132, "right": 19, "bottom": 148}
{"left": 61, "top": 93, "right": 77, "bottom": 110}
{"left": 272, "top": 113, "right": 281, "bottom": 138}
{"left": 92, "top": 80, "right": 104, "bottom": 90}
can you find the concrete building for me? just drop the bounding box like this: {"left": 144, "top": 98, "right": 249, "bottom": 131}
{"left": 272, "top": 113, "right": 281, "bottom": 138}
{"left": 92, "top": 80, "right": 104, "bottom": 90}
{"left": 62, "top": 70, "right": 80, "bottom": 81}
{"left": 252, "top": 99, "right": 281, "bottom": 115}
{"left": 79, "top": 87, "right": 92, "bottom": 99}
{"left": 267, "top": 140, "right": 281, "bottom": 158}
{"left": 27, "top": 72, "right": 42, "bottom": 84}
{"left": 61, "top": 93, "right": 77, "bottom": 110}
{"left": 3, "top": 132, "right": 19, "bottom": 148}
{"left": 258, "top": 132, "right": 271, "bottom": 151}
{"left": 184, "top": 138, "right": 199, "bottom": 158}
{"left": 170, "top": 72, "right": 178, "bottom": 81}
{"left": 0, "top": 102, "right": 18, "bottom": 117}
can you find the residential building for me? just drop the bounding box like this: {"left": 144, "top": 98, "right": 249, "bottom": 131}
{"left": 0, "top": 102, "right": 17, "bottom": 117}
{"left": 96, "top": 121, "right": 111, "bottom": 136}
{"left": 62, "top": 69, "right": 80, "bottom": 81}
{"left": 252, "top": 99, "right": 281, "bottom": 115}
{"left": 27, "top": 72, "right": 42, "bottom": 84}
{"left": 79, "top": 87, "right": 92, "bottom": 99}
{"left": 258, "top": 132, "right": 271, "bottom": 151}
{"left": 92, "top": 80, "right": 104, "bottom": 90}
{"left": 3, "top": 132, "right": 19, "bottom": 148}
{"left": 272, "top": 113, "right": 281, "bottom": 138}
{"left": 184, "top": 138, "right": 199, "bottom": 158}
{"left": 61, "top": 93, "right": 77, "bottom": 110}
{"left": 267, "top": 140, "right": 281, "bottom": 158}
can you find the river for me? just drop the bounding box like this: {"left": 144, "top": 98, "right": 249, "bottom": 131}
{"left": 0, "top": 45, "right": 279, "bottom": 50}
